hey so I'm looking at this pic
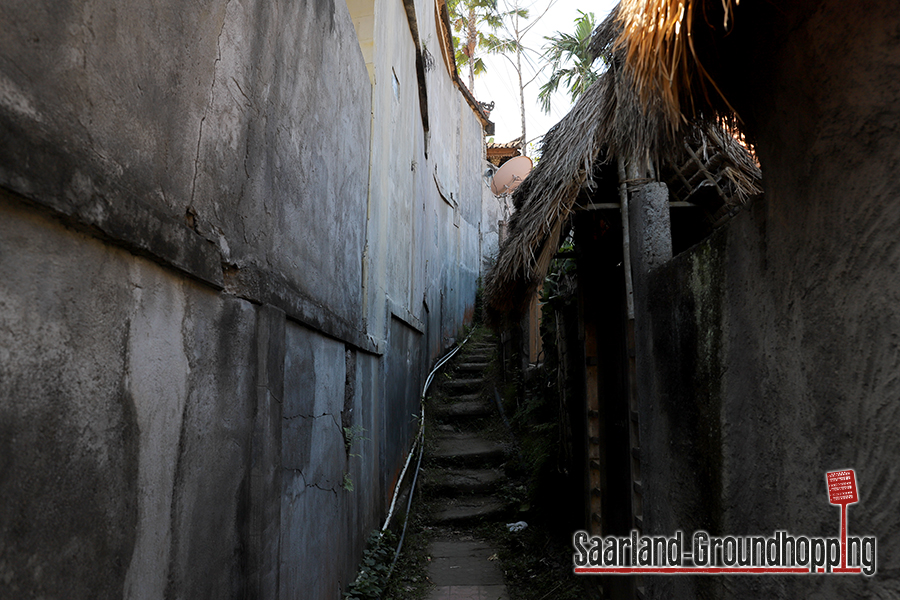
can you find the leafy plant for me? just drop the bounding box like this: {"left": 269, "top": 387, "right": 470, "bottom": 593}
{"left": 343, "top": 424, "right": 368, "bottom": 454}
{"left": 538, "top": 11, "right": 603, "bottom": 114}
{"left": 448, "top": 0, "right": 526, "bottom": 93}
{"left": 344, "top": 530, "right": 397, "bottom": 600}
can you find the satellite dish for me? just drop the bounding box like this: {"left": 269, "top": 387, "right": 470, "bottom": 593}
{"left": 490, "top": 156, "right": 532, "bottom": 196}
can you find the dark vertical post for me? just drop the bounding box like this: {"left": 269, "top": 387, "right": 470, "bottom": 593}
{"left": 624, "top": 172, "right": 672, "bottom": 600}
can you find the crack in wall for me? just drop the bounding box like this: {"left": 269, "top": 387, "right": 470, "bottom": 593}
{"left": 189, "top": 0, "right": 231, "bottom": 208}
{"left": 281, "top": 412, "right": 334, "bottom": 421}
{"left": 282, "top": 412, "right": 343, "bottom": 435}
{"left": 287, "top": 468, "right": 339, "bottom": 496}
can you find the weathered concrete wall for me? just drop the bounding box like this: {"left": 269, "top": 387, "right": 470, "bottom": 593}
{"left": 0, "top": 0, "right": 372, "bottom": 342}
{"left": 362, "top": 0, "right": 486, "bottom": 426}
{"left": 481, "top": 183, "right": 502, "bottom": 271}
{"left": 280, "top": 323, "right": 384, "bottom": 599}
{"left": 0, "top": 196, "right": 259, "bottom": 599}
{"left": 0, "top": 0, "right": 489, "bottom": 597}
{"left": 363, "top": 0, "right": 485, "bottom": 354}
{"left": 638, "top": 3, "right": 900, "bottom": 597}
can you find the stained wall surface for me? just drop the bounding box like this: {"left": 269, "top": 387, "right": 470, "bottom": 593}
{"left": 636, "top": 2, "right": 900, "bottom": 597}
{"left": 0, "top": 0, "right": 490, "bottom": 597}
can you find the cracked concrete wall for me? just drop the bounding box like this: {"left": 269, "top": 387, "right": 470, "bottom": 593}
{"left": 279, "top": 324, "right": 383, "bottom": 599}
{"left": 0, "top": 0, "right": 371, "bottom": 340}
{"left": 0, "top": 0, "right": 487, "bottom": 596}
{"left": 282, "top": 323, "right": 349, "bottom": 599}
{"left": 0, "top": 196, "right": 259, "bottom": 599}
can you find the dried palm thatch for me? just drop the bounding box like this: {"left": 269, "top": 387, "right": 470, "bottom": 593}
{"left": 607, "top": 0, "right": 740, "bottom": 128}
{"left": 483, "top": 72, "right": 611, "bottom": 321}
{"left": 666, "top": 124, "right": 761, "bottom": 207}
{"left": 483, "top": 6, "right": 760, "bottom": 325}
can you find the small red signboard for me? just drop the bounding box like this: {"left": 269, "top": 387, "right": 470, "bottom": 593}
{"left": 826, "top": 470, "right": 858, "bottom": 505}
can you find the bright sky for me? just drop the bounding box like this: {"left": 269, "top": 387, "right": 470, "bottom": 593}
{"left": 472, "top": 0, "right": 619, "bottom": 153}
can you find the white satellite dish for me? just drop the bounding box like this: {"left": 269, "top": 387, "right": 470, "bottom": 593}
{"left": 490, "top": 156, "right": 532, "bottom": 197}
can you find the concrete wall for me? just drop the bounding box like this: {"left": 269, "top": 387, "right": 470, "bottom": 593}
{"left": 0, "top": 0, "right": 490, "bottom": 597}
{"left": 636, "top": 3, "right": 900, "bottom": 597}
{"left": 481, "top": 183, "right": 502, "bottom": 271}
{"left": 361, "top": 0, "right": 486, "bottom": 356}
{"left": 0, "top": 197, "right": 260, "bottom": 599}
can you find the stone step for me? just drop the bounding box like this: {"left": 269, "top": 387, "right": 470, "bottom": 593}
{"left": 422, "top": 467, "right": 503, "bottom": 496}
{"left": 431, "top": 432, "right": 506, "bottom": 466}
{"left": 430, "top": 495, "right": 507, "bottom": 524}
{"left": 455, "top": 362, "right": 490, "bottom": 373}
{"left": 440, "top": 392, "right": 481, "bottom": 403}
{"left": 469, "top": 343, "right": 495, "bottom": 351}
{"left": 432, "top": 400, "right": 493, "bottom": 420}
{"left": 444, "top": 378, "right": 485, "bottom": 394}
{"left": 463, "top": 353, "right": 492, "bottom": 362}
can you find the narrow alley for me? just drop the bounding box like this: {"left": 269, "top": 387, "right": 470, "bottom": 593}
{"left": 2, "top": 1, "right": 899, "bottom": 600}
{"left": 360, "top": 327, "right": 597, "bottom": 600}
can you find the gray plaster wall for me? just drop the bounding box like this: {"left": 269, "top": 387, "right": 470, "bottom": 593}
{"left": 362, "top": 0, "right": 485, "bottom": 362}
{"left": 281, "top": 323, "right": 382, "bottom": 599}
{"left": 0, "top": 196, "right": 259, "bottom": 599}
{"left": 636, "top": 3, "right": 900, "bottom": 597}
{"left": 0, "top": 0, "right": 488, "bottom": 596}
{"left": 0, "top": 0, "right": 372, "bottom": 344}
{"left": 480, "top": 182, "right": 502, "bottom": 272}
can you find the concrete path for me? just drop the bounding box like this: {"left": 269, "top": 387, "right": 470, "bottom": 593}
{"left": 422, "top": 337, "right": 511, "bottom": 600}
{"left": 427, "top": 538, "right": 508, "bottom": 600}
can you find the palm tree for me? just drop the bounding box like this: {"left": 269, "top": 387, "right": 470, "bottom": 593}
{"left": 537, "top": 10, "right": 601, "bottom": 114}
{"left": 448, "top": 0, "right": 522, "bottom": 94}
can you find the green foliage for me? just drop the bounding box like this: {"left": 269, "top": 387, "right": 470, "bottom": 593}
{"left": 342, "top": 425, "right": 368, "bottom": 493}
{"left": 447, "top": 0, "right": 527, "bottom": 89}
{"left": 537, "top": 11, "right": 602, "bottom": 113}
{"left": 343, "top": 424, "right": 368, "bottom": 454}
{"left": 541, "top": 237, "right": 576, "bottom": 306}
{"left": 344, "top": 530, "right": 397, "bottom": 600}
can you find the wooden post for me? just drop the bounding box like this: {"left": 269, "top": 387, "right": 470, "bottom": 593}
{"left": 584, "top": 301, "right": 603, "bottom": 536}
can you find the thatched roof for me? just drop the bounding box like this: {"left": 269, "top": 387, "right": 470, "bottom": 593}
{"left": 602, "top": 0, "right": 741, "bottom": 128}
{"left": 483, "top": 3, "right": 760, "bottom": 324}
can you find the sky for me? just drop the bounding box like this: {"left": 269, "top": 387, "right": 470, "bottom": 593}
{"left": 471, "top": 0, "right": 619, "bottom": 153}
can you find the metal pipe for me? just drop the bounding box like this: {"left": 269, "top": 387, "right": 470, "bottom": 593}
{"left": 381, "top": 333, "right": 470, "bottom": 532}
{"left": 381, "top": 331, "right": 472, "bottom": 585}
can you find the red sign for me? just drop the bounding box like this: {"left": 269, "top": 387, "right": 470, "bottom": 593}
{"left": 826, "top": 470, "right": 858, "bottom": 505}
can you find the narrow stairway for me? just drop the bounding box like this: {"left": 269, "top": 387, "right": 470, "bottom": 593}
{"left": 421, "top": 333, "right": 512, "bottom": 600}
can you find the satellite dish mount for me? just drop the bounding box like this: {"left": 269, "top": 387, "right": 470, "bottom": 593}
{"left": 490, "top": 156, "right": 533, "bottom": 197}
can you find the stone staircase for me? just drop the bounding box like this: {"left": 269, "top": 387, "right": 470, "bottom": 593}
{"left": 421, "top": 334, "right": 513, "bottom": 600}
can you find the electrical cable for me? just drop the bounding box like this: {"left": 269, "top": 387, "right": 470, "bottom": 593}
{"left": 381, "top": 331, "right": 472, "bottom": 583}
